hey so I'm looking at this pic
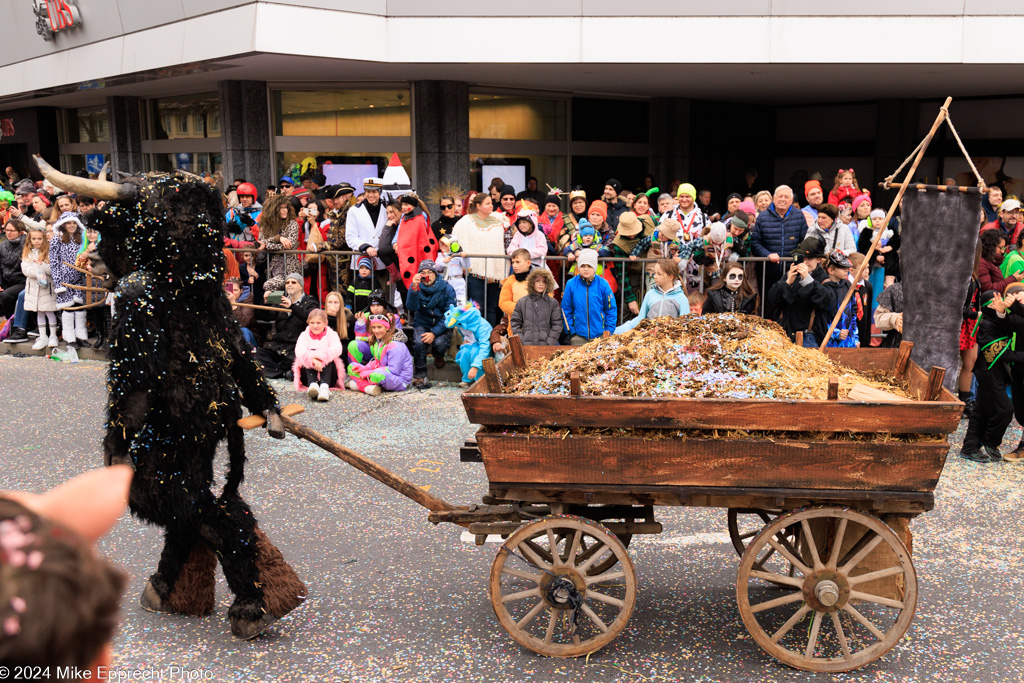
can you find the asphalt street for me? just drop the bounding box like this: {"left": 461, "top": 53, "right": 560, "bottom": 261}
{"left": 2, "top": 354, "right": 1022, "bottom": 683}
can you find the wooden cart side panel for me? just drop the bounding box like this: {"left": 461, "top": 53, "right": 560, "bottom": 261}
{"left": 475, "top": 434, "right": 948, "bottom": 493}
{"left": 486, "top": 484, "right": 934, "bottom": 514}
{"left": 905, "top": 362, "right": 958, "bottom": 402}
{"left": 462, "top": 394, "right": 961, "bottom": 434}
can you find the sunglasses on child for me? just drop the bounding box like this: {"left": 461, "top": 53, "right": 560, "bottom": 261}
{"left": 726, "top": 273, "right": 744, "bottom": 281}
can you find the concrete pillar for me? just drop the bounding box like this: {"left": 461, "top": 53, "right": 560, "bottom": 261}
{"left": 874, "top": 98, "right": 920, "bottom": 205}
{"left": 412, "top": 80, "right": 470, "bottom": 209}
{"left": 649, "top": 97, "right": 691, "bottom": 188}
{"left": 106, "top": 95, "right": 143, "bottom": 175}
{"left": 219, "top": 80, "right": 271, "bottom": 191}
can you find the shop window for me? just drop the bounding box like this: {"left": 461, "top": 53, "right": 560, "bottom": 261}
{"left": 275, "top": 152, "right": 412, "bottom": 193}
{"left": 148, "top": 92, "right": 220, "bottom": 140}
{"left": 273, "top": 90, "right": 411, "bottom": 137}
{"left": 63, "top": 105, "right": 110, "bottom": 144}
{"left": 469, "top": 154, "right": 566, "bottom": 195}
{"left": 146, "top": 152, "right": 222, "bottom": 176}
{"left": 469, "top": 96, "right": 566, "bottom": 141}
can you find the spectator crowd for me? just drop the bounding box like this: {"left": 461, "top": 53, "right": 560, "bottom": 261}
{"left": 0, "top": 163, "right": 1021, "bottom": 463}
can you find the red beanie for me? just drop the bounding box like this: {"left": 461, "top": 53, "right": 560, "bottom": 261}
{"left": 588, "top": 200, "right": 608, "bottom": 221}
{"left": 852, "top": 193, "right": 871, "bottom": 213}
{"left": 804, "top": 180, "right": 821, "bottom": 195}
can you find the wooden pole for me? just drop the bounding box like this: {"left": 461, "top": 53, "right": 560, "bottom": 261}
{"left": 926, "top": 366, "right": 946, "bottom": 401}
{"left": 63, "top": 301, "right": 108, "bottom": 311}
{"left": 569, "top": 371, "right": 582, "bottom": 396}
{"left": 508, "top": 334, "right": 526, "bottom": 368}
{"left": 482, "top": 357, "right": 502, "bottom": 393}
{"left": 236, "top": 404, "right": 457, "bottom": 512}
{"left": 819, "top": 96, "right": 953, "bottom": 352}
{"left": 795, "top": 331, "right": 804, "bottom": 347}
{"left": 880, "top": 182, "right": 985, "bottom": 194}
{"left": 233, "top": 301, "right": 293, "bottom": 314}
{"left": 894, "top": 341, "right": 915, "bottom": 380}
{"left": 61, "top": 282, "right": 110, "bottom": 294}
{"left": 827, "top": 377, "right": 839, "bottom": 401}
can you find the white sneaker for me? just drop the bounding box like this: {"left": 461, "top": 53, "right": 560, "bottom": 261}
{"left": 363, "top": 384, "right": 382, "bottom": 396}
{"left": 307, "top": 383, "right": 319, "bottom": 400}
{"left": 317, "top": 383, "right": 331, "bottom": 402}
{"left": 32, "top": 336, "right": 48, "bottom": 350}
{"left": 47, "top": 333, "right": 59, "bottom": 347}
{"left": 345, "top": 380, "right": 359, "bottom": 391}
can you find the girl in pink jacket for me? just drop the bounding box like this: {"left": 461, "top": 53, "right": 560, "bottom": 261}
{"left": 292, "top": 308, "right": 345, "bottom": 402}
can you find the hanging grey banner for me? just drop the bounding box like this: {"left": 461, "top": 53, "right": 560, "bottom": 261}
{"left": 901, "top": 189, "right": 982, "bottom": 393}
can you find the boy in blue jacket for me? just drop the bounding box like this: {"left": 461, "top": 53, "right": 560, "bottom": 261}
{"left": 561, "top": 249, "right": 617, "bottom": 345}
{"left": 406, "top": 259, "right": 457, "bottom": 386}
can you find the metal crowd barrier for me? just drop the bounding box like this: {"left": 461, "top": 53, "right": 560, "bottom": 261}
{"left": 226, "top": 248, "right": 802, "bottom": 323}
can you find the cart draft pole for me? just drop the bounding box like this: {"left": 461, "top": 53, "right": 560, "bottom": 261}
{"left": 239, "top": 405, "right": 459, "bottom": 513}
{"left": 819, "top": 96, "right": 959, "bottom": 352}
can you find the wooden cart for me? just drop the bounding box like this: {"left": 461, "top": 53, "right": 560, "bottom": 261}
{"left": 250, "top": 339, "right": 961, "bottom": 673}
{"left": 439, "top": 340, "right": 962, "bottom": 672}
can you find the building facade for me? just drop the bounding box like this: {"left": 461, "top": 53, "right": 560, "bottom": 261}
{"left": 1, "top": 1, "right": 1023, "bottom": 202}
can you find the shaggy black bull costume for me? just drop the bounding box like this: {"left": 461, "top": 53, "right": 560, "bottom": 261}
{"left": 35, "top": 157, "right": 307, "bottom": 640}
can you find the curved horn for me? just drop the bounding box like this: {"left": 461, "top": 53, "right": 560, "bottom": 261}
{"left": 33, "top": 155, "right": 135, "bottom": 202}
{"left": 175, "top": 168, "right": 203, "bottom": 181}
{"left": 97, "top": 160, "right": 110, "bottom": 182}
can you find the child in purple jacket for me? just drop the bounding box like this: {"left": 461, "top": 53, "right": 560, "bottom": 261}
{"left": 346, "top": 313, "right": 413, "bottom": 395}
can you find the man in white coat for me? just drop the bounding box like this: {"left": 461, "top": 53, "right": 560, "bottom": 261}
{"left": 345, "top": 177, "right": 390, "bottom": 293}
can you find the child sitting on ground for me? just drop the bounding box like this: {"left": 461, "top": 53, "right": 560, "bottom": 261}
{"left": 226, "top": 277, "right": 258, "bottom": 348}
{"left": 346, "top": 313, "right": 413, "bottom": 395}
{"left": 354, "top": 289, "right": 408, "bottom": 344}
{"left": 292, "top": 308, "right": 344, "bottom": 401}
{"left": 445, "top": 301, "right": 493, "bottom": 387}
{"left": 436, "top": 237, "right": 469, "bottom": 305}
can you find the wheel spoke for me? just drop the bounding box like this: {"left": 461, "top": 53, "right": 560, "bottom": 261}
{"left": 848, "top": 565, "right": 905, "bottom": 586}
{"left": 842, "top": 603, "right": 886, "bottom": 640}
{"left": 753, "top": 544, "right": 778, "bottom": 569}
{"left": 546, "top": 529, "right": 560, "bottom": 566}
{"left": 828, "top": 518, "right": 848, "bottom": 568}
{"left": 544, "top": 608, "right": 558, "bottom": 643}
{"left": 502, "top": 587, "right": 541, "bottom": 603}
{"left": 767, "top": 536, "right": 811, "bottom": 576}
{"left": 749, "top": 570, "right": 804, "bottom": 588}
{"left": 750, "top": 590, "right": 804, "bottom": 614}
{"left": 516, "top": 600, "right": 547, "bottom": 628}
{"left": 771, "top": 604, "right": 810, "bottom": 643}
{"left": 830, "top": 611, "right": 852, "bottom": 660}
{"left": 568, "top": 530, "right": 582, "bottom": 564}
{"left": 519, "top": 540, "right": 552, "bottom": 569}
{"left": 587, "top": 590, "right": 625, "bottom": 608}
{"left": 581, "top": 603, "right": 609, "bottom": 633}
{"left": 586, "top": 570, "right": 625, "bottom": 586}
{"left": 738, "top": 529, "right": 760, "bottom": 540}
{"left": 502, "top": 567, "right": 542, "bottom": 584}
{"left": 840, "top": 533, "right": 884, "bottom": 574}
{"left": 849, "top": 590, "right": 905, "bottom": 610}
{"left": 800, "top": 520, "right": 823, "bottom": 570}
{"left": 576, "top": 542, "right": 609, "bottom": 573}
{"left": 804, "top": 611, "right": 823, "bottom": 659}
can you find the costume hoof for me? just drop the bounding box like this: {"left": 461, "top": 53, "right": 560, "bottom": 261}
{"left": 265, "top": 411, "right": 285, "bottom": 439}
{"left": 140, "top": 579, "right": 177, "bottom": 614}
{"left": 230, "top": 611, "right": 278, "bottom": 640}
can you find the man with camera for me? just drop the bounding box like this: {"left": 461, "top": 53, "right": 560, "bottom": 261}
{"left": 225, "top": 182, "right": 263, "bottom": 240}
{"left": 767, "top": 234, "right": 828, "bottom": 346}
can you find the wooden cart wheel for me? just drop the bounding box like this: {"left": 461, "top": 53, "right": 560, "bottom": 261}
{"left": 728, "top": 508, "right": 800, "bottom": 585}
{"left": 490, "top": 515, "right": 636, "bottom": 657}
{"left": 736, "top": 507, "right": 917, "bottom": 672}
